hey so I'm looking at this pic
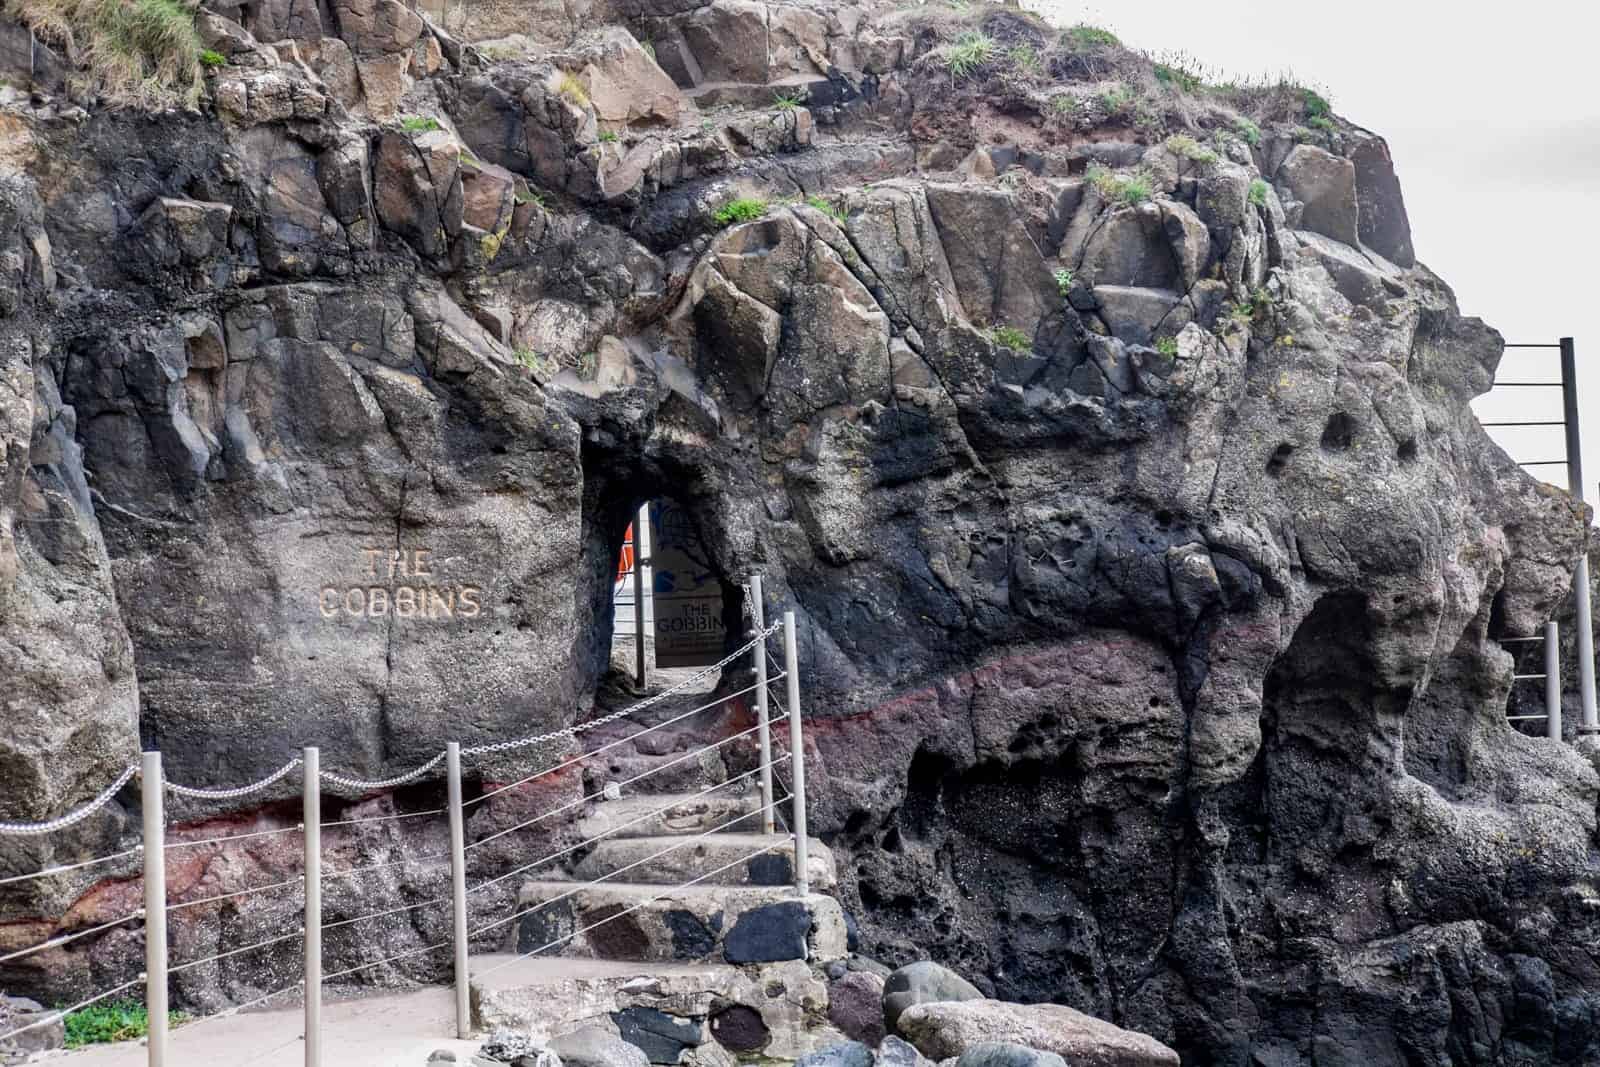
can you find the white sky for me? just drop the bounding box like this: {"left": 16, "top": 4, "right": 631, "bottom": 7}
{"left": 1029, "top": 0, "right": 1600, "bottom": 510}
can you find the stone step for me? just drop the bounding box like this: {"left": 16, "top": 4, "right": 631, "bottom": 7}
{"left": 572, "top": 833, "right": 836, "bottom": 889}
{"left": 575, "top": 789, "right": 763, "bottom": 840}
{"left": 471, "top": 955, "right": 847, "bottom": 1061}
{"left": 511, "top": 880, "right": 847, "bottom": 966}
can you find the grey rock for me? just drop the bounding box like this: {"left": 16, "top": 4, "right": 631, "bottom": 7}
{"left": 876, "top": 1036, "right": 932, "bottom": 1067}
{"left": 610, "top": 1006, "right": 700, "bottom": 1062}
{"left": 426, "top": 1051, "right": 457, "bottom": 1064}
{"left": 883, "top": 962, "right": 984, "bottom": 1036}
{"left": 479, "top": 1028, "right": 541, "bottom": 1062}
{"left": 952, "top": 1044, "right": 1064, "bottom": 1067}
{"left": 1275, "top": 143, "right": 1360, "bottom": 246}
{"left": 793, "top": 1041, "right": 874, "bottom": 1067}
{"left": 550, "top": 1028, "right": 649, "bottom": 1067}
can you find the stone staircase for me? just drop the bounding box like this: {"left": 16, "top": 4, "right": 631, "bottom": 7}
{"left": 502, "top": 671, "right": 846, "bottom": 968}
{"left": 468, "top": 671, "right": 851, "bottom": 1061}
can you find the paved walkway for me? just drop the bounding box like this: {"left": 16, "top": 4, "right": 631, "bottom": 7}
{"left": 49, "top": 958, "right": 713, "bottom": 1067}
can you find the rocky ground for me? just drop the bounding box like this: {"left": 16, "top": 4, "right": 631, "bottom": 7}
{"left": 0, "top": 0, "right": 1597, "bottom": 1064}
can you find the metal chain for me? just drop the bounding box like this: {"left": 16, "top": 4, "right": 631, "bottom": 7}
{"left": 166, "top": 757, "right": 303, "bottom": 801}
{"left": 320, "top": 751, "right": 446, "bottom": 793}
{"left": 461, "top": 619, "right": 782, "bottom": 759}
{"left": 0, "top": 763, "right": 138, "bottom": 837}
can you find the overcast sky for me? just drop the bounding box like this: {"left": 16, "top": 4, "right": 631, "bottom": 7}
{"left": 1030, "top": 0, "right": 1600, "bottom": 510}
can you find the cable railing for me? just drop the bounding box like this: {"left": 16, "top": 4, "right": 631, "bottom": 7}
{"left": 0, "top": 586, "right": 815, "bottom": 1067}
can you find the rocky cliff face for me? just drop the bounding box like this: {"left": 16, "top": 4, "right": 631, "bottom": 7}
{"left": 0, "top": 2, "right": 1596, "bottom": 1064}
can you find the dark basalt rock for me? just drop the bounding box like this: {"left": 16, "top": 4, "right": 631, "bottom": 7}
{"left": 722, "top": 901, "right": 812, "bottom": 963}
{"left": 611, "top": 1007, "right": 701, "bottom": 1064}
{"left": 0, "top": 1, "right": 1594, "bottom": 1064}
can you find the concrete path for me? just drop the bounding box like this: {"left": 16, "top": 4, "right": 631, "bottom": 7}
{"left": 48, "top": 959, "right": 713, "bottom": 1067}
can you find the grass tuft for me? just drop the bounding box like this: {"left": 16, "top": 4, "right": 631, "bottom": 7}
{"left": 1008, "top": 44, "right": 1041, "bottom": 75}
{"left": 772, "top": 88, "right": 806, "bottom": 111}
{"left": 554, "top": 69, "right": 590, "bottom": 108}
{"left": 15, "top": 0, "right": 208, "bottom": 108}
{"left": 713, "top": 197, "right": 768, "bottom": 228}
{"left": 1232, "top": 116, "right": 1261, "bottom": 147}
{"left": 1063, "top": 24, "right": 1119, "bottom": 49}
{"left": 1164, "top": 134, "right": 1217, "bottom": 165}
{"left": 1153, "top": 62, "right": 1201, "bottom": 93}
{"left": 1087, "top": 163, "right": 1153, "bottom": 207}
{"left": 1154, "top": 335, "right": 1179, "bottom": 357}
{"left": 990, "top": 325, "right": 1032, "bottom": 350}
{"left": 1248, "top": 178, "right": 1269, "bottom": 208}
{"left": 945, "top": 31, "right": 995, "bottom": 80}
{"left": 1053, "top": 267, "right": 1073, "bottom": 297}
{"left": 805, "top": 195, "right": 848, "bottom": 225}
{"left": 1302, "top": 87, "right": 1331, "bottom": 121}
{"left": 1097, "top": 84, "right": 1135, "bottom": 118}
{"left": 399, "top": 114, "right": 441, "bottom": 133}
{"left": 198, "top": 47, "right": 224, "bottom": 68}
{"left": 514, "top": 347, "right": 552, "bottom": 375}
{"left": 597, "top": 129, "right": 618, "bottom": 142}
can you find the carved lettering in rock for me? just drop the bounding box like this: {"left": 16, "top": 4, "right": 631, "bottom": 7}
{"left": 318, "top": 548, "right": 483, "bottom": 620}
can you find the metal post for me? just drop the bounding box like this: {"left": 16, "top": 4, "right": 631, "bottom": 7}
{"left": 1546, "top": 622, "right": 1563, "bottom": 741}
{"left": 141, "top": 752, "right": 168, "bottom": 1067}
{"left": 783, "top": 611, "right": 808, "bottom": 899}
{"left": 1560, "top": 338, "right": 1599, "bottom": 735}
{"left": 446, "top": 743, "right": 470, "bottom": 1039}
{"left": 302, "top": 748, "right": 321, "bottom": 1067}
{"left": 751, "top": 576, "right": 775, "bottom": 835}
{"left": 633, "top": 504, "right": 649, "bottom": 690}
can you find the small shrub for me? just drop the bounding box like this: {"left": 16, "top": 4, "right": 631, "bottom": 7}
{"left": 198, "top": 48, "right": 226, "bottom": 68}
{"left": 1248, "top": 287, "right": 1272, "bottom": 316}
{"left": 1098, "top": 84, "right": 1135, "bottom": 117}
{"left": 1154, "top": 335, "right": 1179, "bottom": 357}
{"left": 991, "top": 325, "right": 1032, "bottom": 350}
{"left": 64, "top": 1001, "right": 184, "bottom": 1048}
{"left": 1291, "top": 125, "right": 1315, "bottom": 142}
{"left": 577, "top": 351, "right": 599, "bottom": 379}
{"left": 713, "top": 197, "right": 768, "bottom": 228}
{"left": 554, "top": 70, "right": 590, "bottom": 107}
{"left": 597, "top": 130, "right": 618, "bottom": 142}
{"left": 945, "top": 32, "right": 995, "bottom": 80}
{"left": 1050, "top": 94, "right": 1080, "bottom": 118}
{"left": 1164, "top": 134, "right": 1217, "bottom": 165}
{"left": 1064, "top": 24, "right": 1119, "bottom": 49}
{"left": 1302, "top": 87, "right": 1331, "bottom": 121}
{"left": 1307, "top": 114, "right": 1335, "bottom": 132}
{"left": 1087, "top": 163, "right": 1153, "bottom": 207}
{"left": 806, "top": 195, "right": 848, "bottom": 225}
{"left": 772, "top": 89, "right": 805, "bottom": 110}
{"left": 399, "top": 115, "right": 441, "bottom": 133}
{"left": 1248, "top": 178, "right": 1269, "bottom": 207}
{"left": 1153, "top": 62, "right": 1201, "bottom": 93}
{"left": 1008, "top": 44, "right": 1042, "bottom": 75}
{"left": 1053, "top": 268, "right": 1073, "bottom": 297}
{"left": 1233, "top": 116, "right": 1262, "bottom": 147}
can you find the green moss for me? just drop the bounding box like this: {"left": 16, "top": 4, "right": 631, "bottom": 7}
{"left": 198, "top": 48, "right": 225, "bottom": 68}
{"left": 805, "top": 195, "right": 848, "bottom": 224}
{"left": 713, "top": 197, "right": 768, "bottom": 227}
{"left": 597, "top": 129, "right": 619, "bottom": 142}
{"left": 990, "top": 324, "right": 1031, "bottom": 350}
{"left": 399, "top": 115, "right": 442, "bottom": 133}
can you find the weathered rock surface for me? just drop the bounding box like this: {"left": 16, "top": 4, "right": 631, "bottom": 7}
{"left": 898, "top": 1000, "right": 1178, "bottom": 1066}
{"left": 0, "top": 2, "right": 1594, "bottom": 1066}
{"left": 882, "top": 961, "right": 984, "bottom": 1035}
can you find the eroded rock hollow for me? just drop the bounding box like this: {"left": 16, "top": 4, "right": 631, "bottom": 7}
{"left": 0, "top": 1, "right": 1595, "bottom": 1063}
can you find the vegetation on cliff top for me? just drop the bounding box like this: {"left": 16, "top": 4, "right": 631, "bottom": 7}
{"left": 13, "top": 0, "right": 206, "bottom": 107}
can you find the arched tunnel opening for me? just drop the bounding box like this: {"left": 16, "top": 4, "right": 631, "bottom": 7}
{"left": 573, "top": 441, "right": 748, "bottom": 719}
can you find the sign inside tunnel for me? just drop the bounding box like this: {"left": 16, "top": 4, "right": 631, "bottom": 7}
{"left": 649, "top": 501, "right": 726, "bottom": 668}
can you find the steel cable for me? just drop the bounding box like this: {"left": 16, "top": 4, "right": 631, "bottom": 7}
{"left": 466, "top": 734, "right": 790, "bottom": 894}
{"left": 0, "top": 845, "right": 143, "bottom": 888}
{"left": 321, "top": 893, "right": 449, "bottom": 932}
{"left": 462, "top": 676, "right": 782, "bottom": 812}
{"left": 167, "top": 876, "right": 305, "bottom": 913}
{"left": 471, "top": 833, "right": 796, "bottom": 981}
{"left": 165, "top": 825, "right": 304, "bottom": 850}
{"left": 319, "top": 807, "right": 445, "bottom": 829}
{"left": 169, "top": 931, "right": 303, "bottom": 975}
{"left": 0, "top": 910, "right": 146, "bottom": 964}
{"left": 468, "top": 789, "right": 791, "bottom": 939}
{"left": 0, "top": 976, "right": 145, "bottom": 1043}
{"left": 321, "top": 939, "right": 450, "bottom": 983}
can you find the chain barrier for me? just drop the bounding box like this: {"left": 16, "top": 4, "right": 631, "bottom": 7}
{"left": 0, "top": 763, "right": 138, "bottom": 837}
{"left": 166, "top": 757, "right": 303, "bottom": 801}
{"left": 320, "top": 751, "right": 446, "bottom": 793}
{"left": 461, "top": 619, "right": 782, "bottom": 760}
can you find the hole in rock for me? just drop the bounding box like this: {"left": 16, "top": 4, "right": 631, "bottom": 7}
{"left": 1397, "top": 438, "right": 1418, "bottom": 463}
{"left": 710, "top": 1006, "right": 770, "bottom": 1052}
{"left": 1320, "top": 413, "right": 1357, "bottom": 452}
{"left": 1266, "top": 442, "right": 1295, "bottom": 476}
